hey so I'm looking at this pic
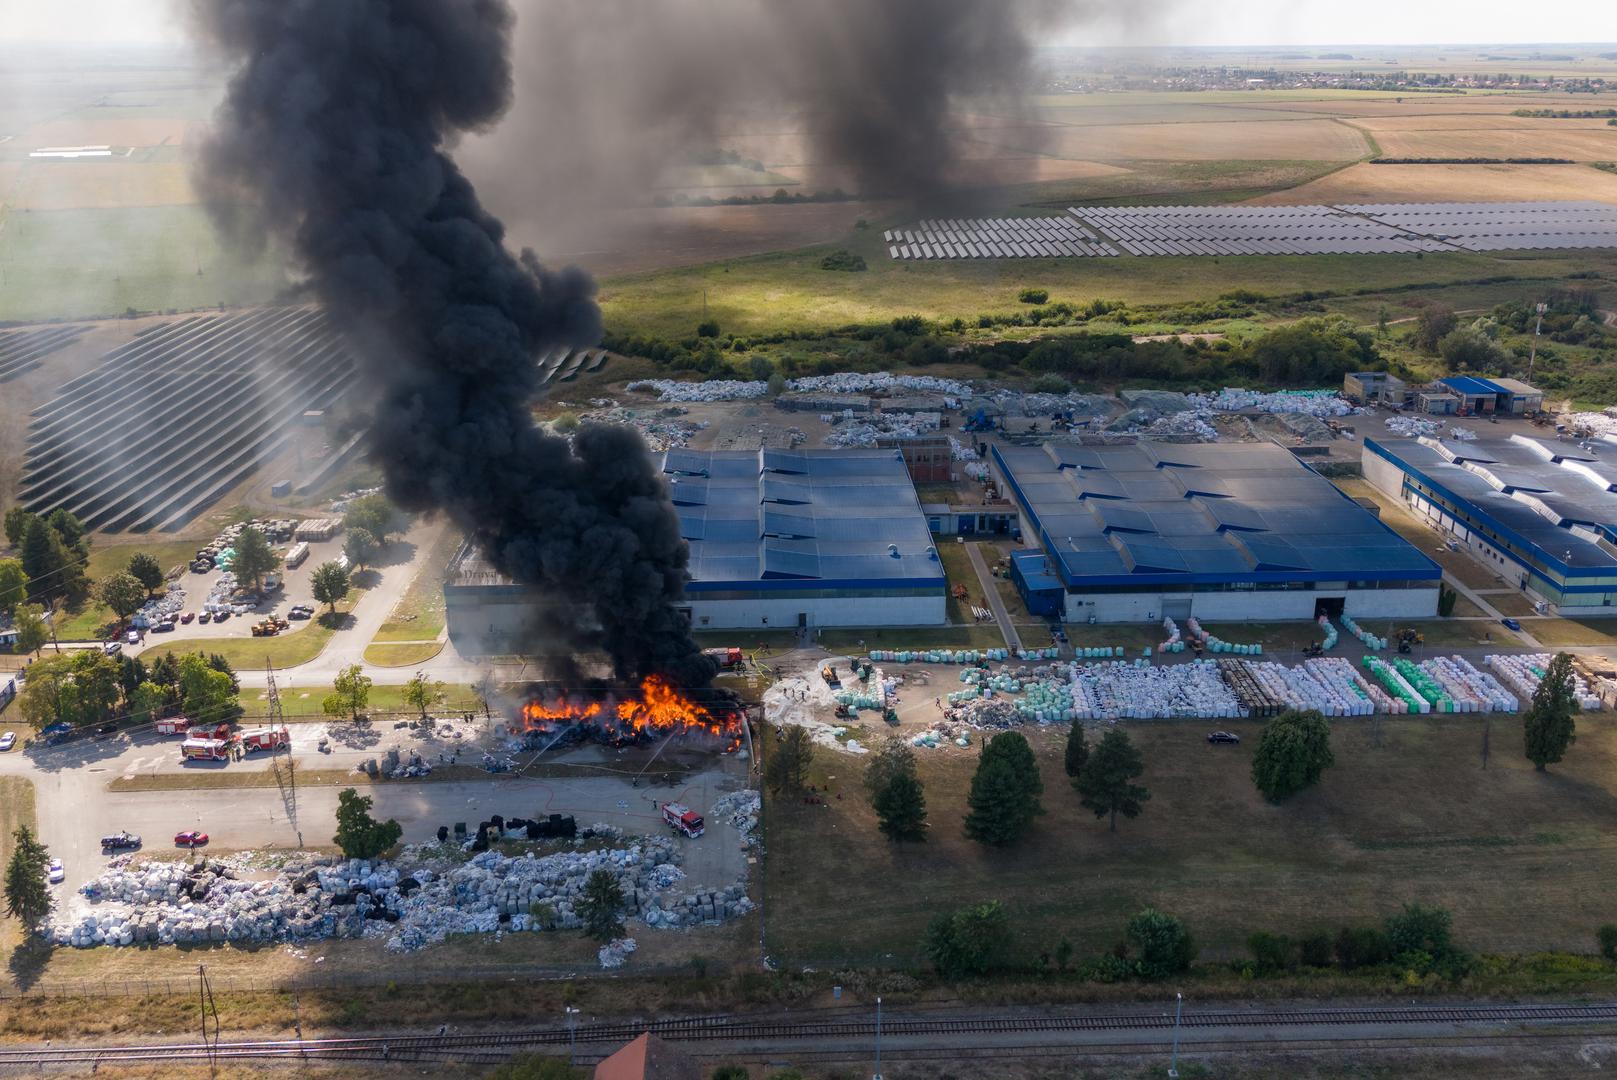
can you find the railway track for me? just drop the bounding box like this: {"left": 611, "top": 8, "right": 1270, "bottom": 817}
{"left": 0, "top": 1000, "right": 1613, "bottom": 1069}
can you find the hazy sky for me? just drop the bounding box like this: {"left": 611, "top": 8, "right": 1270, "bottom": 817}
{"left": 1, "top": 0, "right": 1614, "bottom": 49}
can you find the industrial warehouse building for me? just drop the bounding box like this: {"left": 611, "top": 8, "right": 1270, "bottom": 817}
{"left": 444, "top": 448, "right": 945, "bottom": 651}
{"left": 1365, "top": 434, "right": 1617, "bottom": 611}
{"left": 994, "top": 442, "right": 1441, "bottom": 623}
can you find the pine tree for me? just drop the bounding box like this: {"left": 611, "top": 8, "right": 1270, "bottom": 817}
{"left": 1075, "top": 729, "right": 1150, "bottom": 832}
{"left": 4, "top": 825, "right": 53, "bottom": 926}
{"left": 231, "top": 527, "right": 280, "bottom": 593}
{"left": 333, "top": 788, "right": 402, "bottom": 859}
{"left": 577, "top": 868, "right": 626, "bottom": 942}
{"left": 874, "top": 769, "right": 927, "bottom": 841}
{"left": 1524, "top": 651, "right": 1579, "bottom": 771}
{"left": 964, "top": 731, "right": 1043, "bottom": 847}
{"left": 1063, "top": 719, "right": 1089, "bottom": 778}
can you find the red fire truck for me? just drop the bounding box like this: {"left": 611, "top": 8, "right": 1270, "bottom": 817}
{"left": 155, "top": 718, "right": 189, "bottom": 736}
{"left": 180, "top": 737, "right": 232, "bottom": 762}
{"left": 662, "top": 802, "right": 704, "bottom": 838}
{"left": 702, "top": 647, "right": 744, "bottom": 669}
{"left": 240, "top": 727, "right": 290, "bottom": 753}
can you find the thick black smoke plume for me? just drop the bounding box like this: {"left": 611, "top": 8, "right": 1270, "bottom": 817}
{"left": 189, "top": 0, "right": 715, "bottom": 686}
{"left": 460, "top": 0, "right": 1121, "bottom": 238}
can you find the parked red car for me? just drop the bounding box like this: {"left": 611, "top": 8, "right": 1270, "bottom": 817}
{"left": 174, "top": 830, "right": 209, "bottom": 848}
{"left": 180, "top": 612, "right": 195, "bottom": 624}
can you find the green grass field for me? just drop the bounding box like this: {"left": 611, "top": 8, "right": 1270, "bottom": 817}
{"left": 599, "top": 232, "right": 1617, "bottom": 342}
{"left": 0, "top": 205, "right": 285, "bottom": 323}
{"left": 243, "top": 681, "right": 481, "bottom": 720}
{"left": 53, "top": 539, "right": 207, "bottom": 641}
{"left": 763, "top": 715, "right": 1617, "bottom": 967}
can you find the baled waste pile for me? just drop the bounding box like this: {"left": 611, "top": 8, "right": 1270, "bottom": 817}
{"left": 1386, "top": 415, "right": 1440, "bottom": 438}
{"left": 628, "top": 379, "right": 768, "bottom": 402}
{"left": 825, "top": 411, "right": 941, "bottom": 448}
{"left": 792, "top": 372, "right": 972, "bottom": 398}
{"left": 53, "top": 828, "right": 756, "bottom": 954}
{"left": 577, "top": 403, "right": 707, "bottom": 451}
{"left": 1188, "top": 388, "right": 1359, "bottom": 417}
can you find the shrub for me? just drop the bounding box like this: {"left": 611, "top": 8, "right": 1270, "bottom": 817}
{"left": 820, "top": 249, "right": 867, "bottom": 272}
{"left": 1030, "top": 373, "right": 1070, "bottom": 394}
{"left": 1018, "top": 287, "right": 1050, "bottom": 304}
{"left": 1385, "top": 902, "right": 1453, "bottom": 958}
{"left": 1298, "top": 931, "right": 1334, "bottom": 968}
{"left": 925, "top": 901, "right": 1012, "bottom": 978}
{"left": 1247, "top": 931, "right": 1295, "bottom": 973}
{"left": 696, "top": 320, "right": 721, "bottom": 338}
{"left": 711, "top": 1068, "right": 750, "bottom": 1080}
{"left": 1334, "top": 925, "right": 1394, "bottom": 971}
{"left": 1126, "top": 908, "right": 1196, "bottom": 979}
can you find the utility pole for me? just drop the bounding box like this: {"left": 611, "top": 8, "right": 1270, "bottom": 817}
{"left": 1527, "top": 301, "right": 1547, "bottom": 385}
{"left": 872, "top": 995, "right": 883, "bottom": 1080}
{"left": 565, "top": 1006, "right": 581, "bottom": 1066}
{"left": 266, "top": 660, "right": 301, "bottom": 847}
{"left": 1168, "top": 992, "right": 1183, "bottom": 1078}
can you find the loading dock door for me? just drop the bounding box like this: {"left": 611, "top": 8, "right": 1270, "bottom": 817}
{"left": 1314, "top": 597, "right": 1345, "bottom": 619}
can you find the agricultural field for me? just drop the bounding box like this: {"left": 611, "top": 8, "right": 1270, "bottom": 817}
{"left": 762, "top": 716, "right": 1617, "bottom": 967}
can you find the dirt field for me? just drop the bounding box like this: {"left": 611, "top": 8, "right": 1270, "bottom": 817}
{"left": 19, "top": 115, "right": 193, "bottom": 149}
{"left": 1247, "top": 161, "right": 1617, "bottom": 205}
{"left": 1005, "top": 119, "right": 1371, "bottom": 163}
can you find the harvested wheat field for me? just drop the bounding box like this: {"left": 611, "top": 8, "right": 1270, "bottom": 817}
{"left": 22, "top": 115, "right": 192, "bottom": 148}
{"left": 1248, "top": 162, "right": 1617, "bottom": 205}
{"left": 1030, "top": 118, "right": 1370, "bottom": 162}
{"left": 8, "top": 160, "right": 195, "bottom": 210}
{"left": 1370, "top": 124, "right": 1617, "bottom": 160}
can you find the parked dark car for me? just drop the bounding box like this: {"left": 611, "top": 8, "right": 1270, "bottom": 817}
{"left": 1207, "top": 730, "right": 1241, "bottom": 745}
{"left": 100, "top": 831, "right": 142, "bottom": 850}
{"left": 1501, "top": 617, "right": 1522, "bottom": 632}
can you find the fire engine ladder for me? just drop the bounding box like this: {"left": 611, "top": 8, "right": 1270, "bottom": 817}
{"left": 265, "top": 661, "right": 302, "bottom": 847}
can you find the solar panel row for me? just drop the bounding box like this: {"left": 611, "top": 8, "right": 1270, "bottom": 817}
{"left": 886, "top": 216, "right": 1119, "bottom": 260}
{"left": 885, "top": 201, "right": 1617, "bottom": 260}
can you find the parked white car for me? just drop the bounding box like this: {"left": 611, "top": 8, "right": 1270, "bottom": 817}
{"left": 47, "top": 858, "right": 64, "bottom": 884}
{"left": 0, "top": 732, "right": 14, "bottom": 752}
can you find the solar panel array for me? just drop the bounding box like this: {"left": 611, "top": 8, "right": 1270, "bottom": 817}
{"left": 884, "top": 217, "right": 1117, "bottom": 260}
{"left": 885, "top": 201, "right": 1617, "bottom": 259}
{"left": 1343, "top": 201, "right": 1617, "bottom": 252}
{"left": 0, "top": 324, "right": 86, "bottom": 383}
{"left": 1069, "top": 205, "right": 1450, "bottom": 256}
{"left": 21, "top": 308, "right": 357, "bottom": 533}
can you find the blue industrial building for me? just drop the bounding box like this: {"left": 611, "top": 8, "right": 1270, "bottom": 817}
{"left": 1365, "top": 434, "right": 1617, "bottom": 611}
{"left": 1435, "top": 375, "right": 1544, "bottom": 416}
{"left": 444, "top": 446, "right": 946, "bottom": 650}
{"left": 664, "top": 447, "right": 947, "bottom": 628}
{"left": 993, "top": 441, "right": 1441, "bottom": 623}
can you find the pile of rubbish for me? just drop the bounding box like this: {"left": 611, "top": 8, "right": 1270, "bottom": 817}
{"left": 627, "top": 379, "right": 769, "bottom": 402}
{"left": 712, "top": 789, "right": 760, "bottom": 845}
{"left": 1487, "top": 654, "right": 1604, "bottom": 711}
{"left": 131, "top": 582, "right": 187, "bottom": 629}
{"left": 599, "top": 937, "right": 638, "bottom": 969}
{"left": 53, "top": 829, "right": 755, "bottom": 955}
{"left": 578, "top": 403, "right": 708, "bottom": 451}
{"left": 202, "top": 571, "right": 255, "bottom": 617}
{"left": 1113, "top": 409, "right": 1218, "bottom": 442}
{"left": 329, "top": 487, "right": 383, "bottom": 515}
{"left": 984, "top": 389, "right": 1109, "bottom": 418}
{"left": 1385, "top": 415, "right": 1440, "bottom": 438}
{"left": 950, "top": 437, "right": 980, "bottom": 461}
{"left": 825, "top": 412, "right": 941, "bottom": 448}
{"left": 1449, "top": 426, "right": 1478, "bottom": 441}
{"left": 1188, "top": 388, "right": 1359, "bottom": 417}
{"left": 792, "top": 372, "right": 972, "bottom": 398}
{"left": 943, "top": 696, "right": 1023, "bottom": 730}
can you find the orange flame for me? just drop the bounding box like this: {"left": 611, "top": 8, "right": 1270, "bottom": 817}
{"left": 520, "top": 675, "right": 742, "bottom": 748}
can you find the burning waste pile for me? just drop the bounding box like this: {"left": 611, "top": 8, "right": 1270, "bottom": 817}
{"left": 518, "top": 675, "right": 745, "bottom": 751}
{"left": 53, "top": 826, "right": 756, "bottom": 956}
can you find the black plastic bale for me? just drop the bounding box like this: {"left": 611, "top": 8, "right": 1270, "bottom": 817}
{"left": 436, "top": 825, "right": 449, "bottom": 842}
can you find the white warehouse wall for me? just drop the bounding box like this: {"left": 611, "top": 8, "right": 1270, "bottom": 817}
{"left": 686, "top": 594, "right": 946, "bottom": 630}
{"left": 1362, "top": 450, "right": 1408, "bottom": 501}
{"left": 1065, "top": 588, "right": 1438, "bottom": 624}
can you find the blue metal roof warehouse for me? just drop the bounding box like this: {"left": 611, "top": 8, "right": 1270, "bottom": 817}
{"left": 1364, "top": 434, "right": 1617, "bottom": 610}
{"left": 993, "top": 441, "right": 1440, "bottom": 624}
{"left": 661, "top": 448, "right": 947, "bottom": 628}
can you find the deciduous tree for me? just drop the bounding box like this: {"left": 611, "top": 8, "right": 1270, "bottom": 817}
{"left": 12, "top": 604, "right": 48, "bottom": 657}
{"left": 1250, "top": 709, "right": 1335, "bottom": 802}
{"left": 125, "top": 552, "right": 164, "bottom": 595}
{"left": 310, "top": 561, "right": 351, "bottom": 615}
{"left": 1126, "top": 908, "right": 1196, "bottom": 979}
{"left": 1524, "top": 652, "right": 1579, "bottom": 770}
{"left": 343, "top": 494, "right": 404, "bottom": 546}
{"left": 98, "top": 572, "right": 147, "bottom": 622}
{"left": 177, "top": 652, "right": 239, "bottom": 723}
{"left": 343, "top": 527, "right": 379, "bottom": 571}
{"left": 402, "top": 670, "right": 443, "bottom": 720}
{"left": 333, "top": 788, "right": 402, "bottom": 859}
{"left": 323, "top": 663, "right": 372, "bottom": 721}
{"left": 0, "top": 558, "right": 26, "bottom": 617}
{"left": 1075, "top": 729, "right": 1149, "bottom": 832}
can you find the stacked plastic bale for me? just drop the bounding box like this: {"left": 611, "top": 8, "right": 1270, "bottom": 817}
{"left": 1317, "top": 616, "right": 1339, "bottom": 651}
{"left": 1394, "top": 658, "right": 1452, "bottom": 712}
{"left": 1422, "top": 656, "right": 1517, "bottom": 713}
{"left": 1363, "top": 656, "right": 1427, "bottom": 713}
{"left": 1341, "top": 614, "right": 1387, "bottom": 651}
{"left": 1487, "top": 654, "right": 1603, "bottom": 711}
{"left": 1301, "top": 657, "right": 1385, "bottom": 715}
